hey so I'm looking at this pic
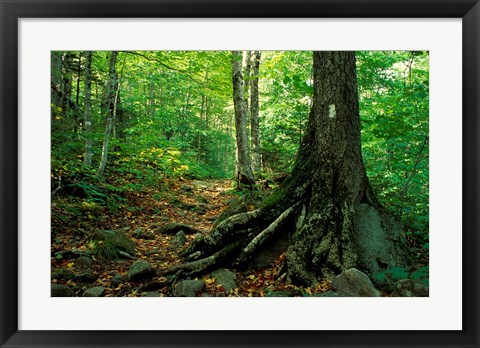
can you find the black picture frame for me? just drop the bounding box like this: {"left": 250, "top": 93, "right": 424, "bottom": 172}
{"left": 1, "top": 1, "right": 478, "bottom": 347}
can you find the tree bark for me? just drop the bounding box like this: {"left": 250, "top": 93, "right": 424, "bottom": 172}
{"left": 83, "top": 51, "right": 93, "bottom": 167}
{"left": 172, "top": 51, "right": 412, "bottom": 287}
{"left": 51, "top": 52, "right": 63, "bottom": 110}
{"left": 231, "top": 51, "right": 255, "bottom": 188}
{"left": 61, "top": 53, "right": 73, "bottom": 118}
{"left": 97, "top": 51, "right": 119, "bottom": 177}
{"left": 250, "top": 51, "right": 261, "bottom": 173}
{"left": 243, "top": 51, "right": 252, "bottom": 119}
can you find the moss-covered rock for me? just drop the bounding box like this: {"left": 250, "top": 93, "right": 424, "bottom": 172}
{"left": 127, "top": 260, "right": 154, "bottom": 282}
{"left": 51, "top": 283, "right": 75, "bottom": 297}
{"left": 93, "top": 230, "right": 136, "bottom": 256}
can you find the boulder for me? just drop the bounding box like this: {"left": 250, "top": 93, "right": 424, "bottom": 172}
{"left": 174, "top": 279, "right": 205, "bottom": 297}
{"left": 76, "top": 256, "right": 93, "bottom": 269}
{"left": 391, "top": 279, "right": 429, "bottom": 297}
{"left": 191, "top": 180, "right": 209, "bottom": 189}
{"left": 265, "top": 290, "right": 294, "bottom": 297}
{"left": 127, "top": 260, "right": 154, "bottom": 282}
{"left": 332, "top": 268, "right": 381, "bottom": 297}
{"left": 180, "top": 184, "right": 193, "bottom": 192}
{"left": 51, "top": 268, "right": 75, "bottom": 281}
{"left": 111, "top": 274, "right": 125, "bottom": 286}
{"left": 313, "top": 291, "right": 340, "bottom": 297}
{"left": 73, "top": 271, "right": 97, "bottom": 284}
{"left": 156, "top": 223, "right": 200, "bottom": 235}
{"left": 170, "top": 231, "right": 187, "bottom": 249}
{"left": 83, "top": 286, "right": 105, "bottom": 297}
{"left": 133, "top": 228, "right": 155, "bottom": 240}
{"left": 51, "top": 283, "right": 75, "bottom": 297}
{"left": 211, "top": 269, "right": 237, "bottom": 292}
{"left": 93, "top": 230, "right": 136, "bottom": 256}
{"left": 143, "top": 291, "right": 160, "bottom": 297}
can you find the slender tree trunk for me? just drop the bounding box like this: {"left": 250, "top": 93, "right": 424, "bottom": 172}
{"left": 72, "top": 52, "right": 82, "bottom": 133}
{"left": 243, "top": 51, "right": 252, "bottom": 119}
{"left": 83, "top": 51, "right": 93, "bottom": 167}
{"left": 61, "top": 53, "right": 73, "bottom": 118}
{"left": 250, "top": 51, "right": 261, "bottom": 173}
{"left": 231, "top": 51, "right": 255, "bottom": 188}
{"left": 97, "top": 51, "right": 118, "bottom": 177}
{"left": 51, "top": 52, "right": 63, "bottom": 110}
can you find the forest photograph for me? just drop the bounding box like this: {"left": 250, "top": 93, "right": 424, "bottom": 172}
{"left": 50, "top": 50, "right": 429, "bottom": 298}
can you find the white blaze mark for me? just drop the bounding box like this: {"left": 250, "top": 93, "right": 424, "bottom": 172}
{"left": 329, "top": 104, "right": 336, "bottom": 118}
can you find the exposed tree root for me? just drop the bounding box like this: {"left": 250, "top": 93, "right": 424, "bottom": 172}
{"left": 163, "top": 240, "right": 246, "bottom": 277}
{"left": 161, "top": 172, "right": 411, "bottom": 287}
{"left": 234, "top": 202, "right": 301, "bottom": 267}
{"left": 181, "top": 208, "right": 263, "bottom": 258}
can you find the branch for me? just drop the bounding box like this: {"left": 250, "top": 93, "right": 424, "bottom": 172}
{"left": 401, "top": 135, "right": 429, "bottom": 197}
{"left": 120, "top": 51, "right": 204, "bottom": 85}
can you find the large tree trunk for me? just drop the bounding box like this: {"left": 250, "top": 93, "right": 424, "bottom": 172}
{"left": 250, "top": 51, "right": 261, "bottom": 173}
{"left": 171, "top": 51, "right": 412, "bottom": 286}
{"left": 83, "top": 51, "right": 93, "bottom": 167}
{"left": 231, "top": 51, "right": 255, "bottom": 188}
{"left": 97, "top": 51, "right": 119, "bottom": 177}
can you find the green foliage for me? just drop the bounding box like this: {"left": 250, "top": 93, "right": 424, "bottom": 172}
{"left": 357, "top": 51, "right": 429, "bottom": 244}
{"left": 410, "top": 266, "right": 429, "bottom": 285}
{"left": 51, "top": 50, "right": 429, "bottom": 268}
{"left": 372, "top": 266, "right": 410, "bottom": 289}
{"left": 259, "top": 51, "right": 312, "bottom": 173}
{"left": 372, "top": 265, "right": 429, "bottom": 289}
{"left": 89, "top": 240, "right": 120, "bottom": 260}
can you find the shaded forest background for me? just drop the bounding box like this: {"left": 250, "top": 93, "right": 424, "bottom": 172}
{"left": 51, "top": 51, "right": 429, "bottom": 297}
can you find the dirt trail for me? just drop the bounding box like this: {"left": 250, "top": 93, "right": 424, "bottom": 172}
{"left": 51, "top": 178, "right": 331, "bottom": 297}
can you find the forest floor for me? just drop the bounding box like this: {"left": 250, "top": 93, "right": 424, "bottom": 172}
{"left": 51, "top": 178, "right": 332, "bottom": 297}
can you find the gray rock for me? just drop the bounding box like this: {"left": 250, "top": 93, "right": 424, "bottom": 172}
{"left": 83, "top": 286, "right": 105, "bottom": 297}
{"left": 313, "top": 291, "right": 340, "bottom": 297}
{"left": 133, "top": 228, "right": 155, "bottom": 240}
{"left": 211, "top": 268, "right": 237, "bottom": 292}
{"left": 73, "top": 271, "right": 97, "bottom": 283}
{"left": 156, "top": 222, "right": 199, "bottom": 235}
{"left": 93, "top": 230, "right": 136, "bottom": 256}
{"left": 76, "top": 256, "right": 93, "bottom": 269}
{"left": 170, "top": 231, "right": 187, "bottom": 248}
{"left": 265, "top": 290, "right": 294, "bottom": 297}
{"left": 174, "top": 279, "right": 205, "bottom": 297}
{"left": 355, "top": 204, "right": 413, "bottom": 274}
{"left": 180, "top": 184, "right": 193, "bottom": 192}
{"left": 191, "top": 180, "right": 209, "bottom": 189}
{"left": 51, "top": 283, "right": 75, "bottom": 297}
{"left": 51, "top": 268, "right": 74, "bottom": 281}
{"left": 111, "top": 274, "right": 125, "bottom": 285}
{"left": 143, "top": 291, "right": 160, "bottom": 297}
{"left": 391, "top": 279, "right": 429, "bottom": 297}
{"left": 332, "top": 268, "right": 381, "bottom": 297}
{"left": 127, "top": 260, "right": 154, "bottom": 282}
